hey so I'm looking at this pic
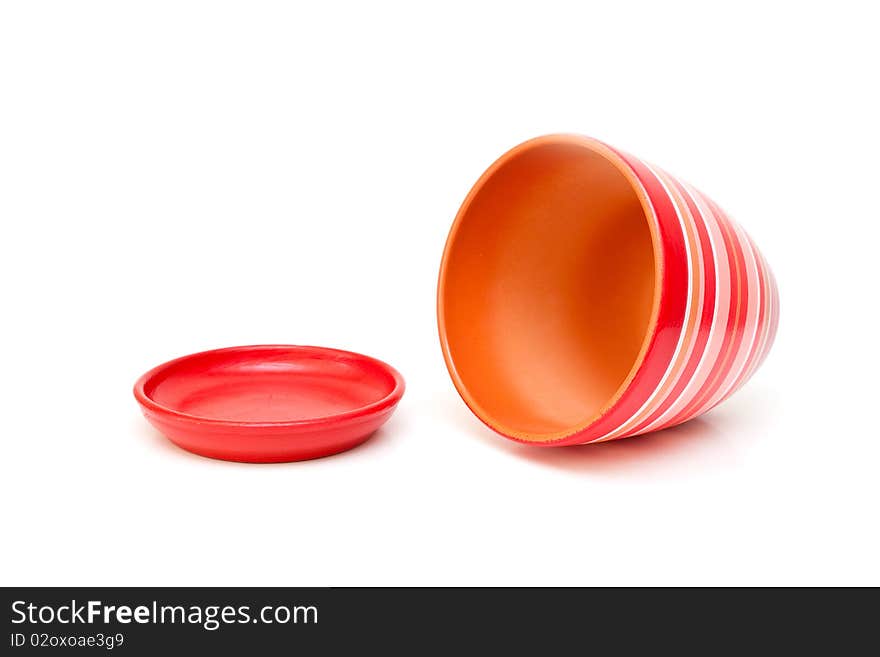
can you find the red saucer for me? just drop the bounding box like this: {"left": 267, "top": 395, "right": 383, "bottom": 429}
{"left": 134, "top": 345, "right": 405, "bottom": 463}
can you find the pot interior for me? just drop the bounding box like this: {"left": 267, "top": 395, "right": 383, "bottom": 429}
{"left": 439, "top": 139, "right": 657, "bottom": 441}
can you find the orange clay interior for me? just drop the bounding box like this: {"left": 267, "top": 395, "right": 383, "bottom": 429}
{"left": 439, "top": 140, "right": 657, "bottom": 441}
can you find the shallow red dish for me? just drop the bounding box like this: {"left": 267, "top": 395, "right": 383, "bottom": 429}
{"left": 134, "top": 345, "right": 405, "bottom": 463}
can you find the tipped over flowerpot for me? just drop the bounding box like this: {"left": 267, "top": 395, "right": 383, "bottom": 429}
{"left": 437, "top": 134, "right": 778, "bottom": 446}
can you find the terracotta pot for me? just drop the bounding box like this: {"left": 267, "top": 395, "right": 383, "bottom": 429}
{"left": 437, "top": 134, "right": 778, "bottom": 445}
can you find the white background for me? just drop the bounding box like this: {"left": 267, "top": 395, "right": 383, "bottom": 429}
{"left": 1, "top": 1, "right": 878, "bottom": 586}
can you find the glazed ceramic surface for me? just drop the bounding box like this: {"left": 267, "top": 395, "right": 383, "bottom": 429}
{"left": 134, "top": 345, "right": 405, "bottom": 462}
{"left": 438, "top": 134, "right": 778, "bottom": 445}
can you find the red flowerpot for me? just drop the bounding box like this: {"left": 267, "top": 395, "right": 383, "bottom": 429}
{"left": 438, "top": 134, "right": 778, "bottom": 445}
